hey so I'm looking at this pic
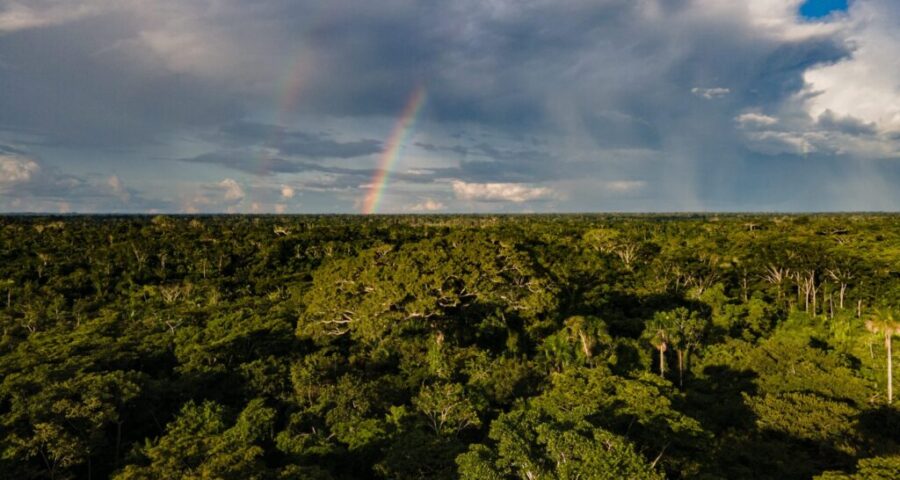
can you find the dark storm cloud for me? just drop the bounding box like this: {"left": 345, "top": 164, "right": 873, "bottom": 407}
{"left": 0, "top": 1, "right": 852, "bottom": 149}
{"left": 415, "top": 141, "right": 563, "bottom": 183}
{"left": 215, "top": 122, "right": 383, "bottom": 159}
{"left": 279, "top": 137, "right": 382, "bottom": 158}
{"left": 181, "top": 150, "right": 372, "bottom": 176}
{"left": 180, "top": 148, "right": 435, "bottom": 185}
{"left": 415, "top": 142, "right": 549, "bottom": 164}
{"left": 2, "top": 0, "right": 900, "bottom": 212}
{"left": 0, "top": 143, "right": 27, "bottom": 155}
{"left": 816, "top": 110, "right": 878, "bottom": 135}
{"left": 0, "top": 13, "right": 244, "bottom": 147}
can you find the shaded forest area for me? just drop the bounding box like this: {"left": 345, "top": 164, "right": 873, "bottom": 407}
{"left": 1, "top": 214, "right": 899, "bottom": 479}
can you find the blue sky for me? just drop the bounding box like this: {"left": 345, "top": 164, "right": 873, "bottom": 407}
{"left": 1, "top": 0, "right": 899, "bottom": 213}
{"left": 800, "top": 0, "right": 849, "bottom": 19}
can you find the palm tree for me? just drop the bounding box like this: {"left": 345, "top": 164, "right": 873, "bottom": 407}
{"left": 564, "top": 315, "right": 612, "bottom": 361}
{"left": 668, "top": 307, "right": 708, "bottom": 388}
{"left": 644, "top": 316, "right": 671, "bottom": 377}
{"left": 541, "top": 332, "right": 576, "bottom": 373}
{"left": 866, "top": 306, "right": 900, "bottom": 404}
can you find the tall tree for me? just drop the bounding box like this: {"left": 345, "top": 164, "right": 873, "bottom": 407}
{"left": 865, "top": 306, "right": 900, "bottom": 404}
{"left": 643, "top": 314, "right": 672, "bottom": 378}
{"left": 665, "top": 307, "right": 708, "bottom": 387}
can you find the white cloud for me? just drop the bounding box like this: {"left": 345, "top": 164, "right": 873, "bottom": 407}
{"left": 407, "top": 198, "right": 445, "bottom": 212}
{"left": 743, "top": 131, "right": 819, "bottom": 156}
{"left": 0, "top": 149, "right": 169, "bottom": 211}
{"left": 106, "top": 174, "right": 131, "bottom": 202}
{"left": 218, "top": 178, "right": 244, "bottom": 201}
{"left": 452, "top": 181, "right": 552, "bottom": 203}
{"left": 181, "top": 178, "right": 245, "bottom": 212}
{"left": 0, "top": 154, "right": 40, "bottom": 187}
{"left": 280, "top": 185, "right": 295, "bottom": 199}
{"left": 691, "top": 87, "right": 730, "bottom": 100}
{"left": 106, "top": 174, "right": 122, "bottom": 191}
{"left": 736, "top": 112, "right": 779, "bottom": 128}
{"left": 803, "top": 0, "right": 900, "bottom": 133}
{"left": 274, "top": 203, "right": 287, "bottom": 214}
{"left": 742, "top": 0, "right": 845, "bottom": 41}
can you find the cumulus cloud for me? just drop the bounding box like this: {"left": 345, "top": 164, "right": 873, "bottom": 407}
{"left": 736, "top": 112, "right": 779, "bottom": 128}
{"left": 0, "top": 154, "right": 40, "bottom": 187}
{"left": 106, "top": 174, "right": 131, "bottom": 202}
{"left": 180, "top": 178, "right": 247, "bottom": 213}
{"left": 407, "top": 198, "right": 445, "bottom": 212}
{"left": 744, "top": 0, "right": 845, "bottom": 40}
{"left": 280, "top": 185, "right": 295, "bottom": 199}
{"left": 0, "top": 146, "right": 169, "bottom": 211}
{"left": 742, "top": 131, "right": 820, "bottom": 156}
{"left": 452, "top": 181, "right": 552, "bottom": 203}
{"left": 803, "top": 0, "right": 900, "bottom": 133}
{"left": 218, "top": 178, "right": 244, "bottom": 201}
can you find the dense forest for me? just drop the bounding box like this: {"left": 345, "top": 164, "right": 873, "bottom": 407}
{"left": 1, "top": 214, "right": 899, "bottom": 479}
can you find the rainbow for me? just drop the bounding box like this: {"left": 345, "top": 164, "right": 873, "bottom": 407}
{"left": 361, "top": 85, "right": 427, "bottom": 214}
{"left": 279, "top": 56, "right": 308, "bottom": 121}
{"left": 256, "top": 56, "right": 310, "bottom": 176}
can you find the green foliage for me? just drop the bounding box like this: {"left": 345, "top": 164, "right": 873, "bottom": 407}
{"left": 113, "top": 399, "right": 275, "bottom": 479}
{"left": 745, "top": 392, "right": 859, "bottom": 453}
{"left": 816, "top": 456, "right": 900, "bottom": 479}
{"left": 1, "top": 214, "right": 900, "bottom": 479}
{"left": 298, "top": 234, "right": 557, "bottom": 346}
{"left": 743, "top": 332, "right": 873, "bottom": 405}
{"left": 413, "top": 383, "right": 482, "bottom": 436}
{"left": 458, "top": 407, "right": 663, "bottom": 480}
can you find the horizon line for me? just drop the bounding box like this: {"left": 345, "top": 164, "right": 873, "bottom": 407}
{"left": 3, "top": 211, "right": 900, "bottom": 217}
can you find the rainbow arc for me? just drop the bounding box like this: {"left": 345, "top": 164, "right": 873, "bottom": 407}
{"left": 362, "top": 86, "right": 427, "bottom": 214}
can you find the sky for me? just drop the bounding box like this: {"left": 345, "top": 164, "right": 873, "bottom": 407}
{"left": 1, "top": 0, "right": 899, "bottom": 214}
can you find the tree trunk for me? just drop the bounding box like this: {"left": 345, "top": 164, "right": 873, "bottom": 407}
{"left": 658, "top": 347, "right": 665, "bottom": 377}
{"left": 887, "top": 333, "right": 893, "bottom": 404}
{"left": 804, "top": 284, "right": 809, "bottom": 313}
{"left": 578, "top": 331, "right": 592, "bottom": 358}
{"left": 677, "top": 350, "right": 684, "bottom": 387}
{"left": 811, "top": 274, "right": 817, "bottom": 315}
